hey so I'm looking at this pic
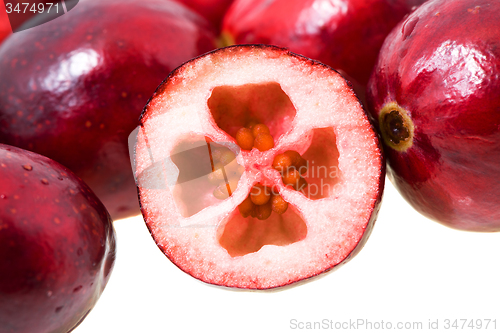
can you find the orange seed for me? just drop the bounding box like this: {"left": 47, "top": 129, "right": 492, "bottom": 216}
{"left": 254, "top": 133, "right": 274, "bottom": 151}
{"left": 251, "top": 123, "right": 270, "bottom": 138}
{"left": 284, "top": 150, "right": 302, "bottom": 166}
{"left": 238, "top": 196, "right": 255, "bottom": 218}
{"left": 271, "top": 194, "right": 288, "bottom": 214}
{"left": 272, "top": 153, "right": 292, "bottom": 172}
{"left": 255, "top": 201, "right": 272, "bottom": 220}
{"left": 236, "top": 128, "right": 254, "bottom": 150}
{"left": 250, "top": 183, "right": 271, "bottom": 205}
{"left": 282, "top": 169, "right": 301, "bottom": 187}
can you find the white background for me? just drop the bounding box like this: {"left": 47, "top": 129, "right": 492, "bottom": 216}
{"left": 75, "top": 178, "right": 500, "bottom": 333}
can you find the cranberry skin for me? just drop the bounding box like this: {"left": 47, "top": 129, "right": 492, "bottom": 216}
{"left": 404, "top": 0, "right": 428, "bottom": 10}
{"left": 0, "top": 7, "right": 11, "bottom": 43}
{"left": 222, "top": 0, "right": 412, "bottom": 86}
{"left": 0, "top": 144, "right": 116, "bottom": 333}
{"left": 175, "top": 0, "right": 234, "bottom": 31}
{"left": 0, "top": 0, "right": 216, "bottom": 220}
{"left": 366, "top": 0, "right": 500, "bottom": 231}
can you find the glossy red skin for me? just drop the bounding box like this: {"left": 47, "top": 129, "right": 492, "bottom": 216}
{"left": 0, "top": 0, "right": 216, "bottom": 220}
{"left": 0, "top": 144, "right": 116, "bottom": 333}
{"left": 222, "top": 0, "right": 413, "bottom": 87}
{"left": 0, "top": 0, "right": 12, "bottom": 43}
{"left": 366, "top": 0, "right": 500, "bottom": 231}
{"left": 404, "top": 0, "right": 428, "bottom": 10}
{"left": 175, "top": 0, "right": 234, "bottom": 31}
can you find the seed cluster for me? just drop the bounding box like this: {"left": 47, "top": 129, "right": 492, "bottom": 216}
{"left": 238, "top": 184, "right": 288, "bottom": 220}
{"left": 236, "top": 123, "right": 274, "bottom": 151}
{"left": 273, "top": 150, "right": 308, "bottom": 191}
{"left": 210, "top": 122, "right": 309, "bottom": 221}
